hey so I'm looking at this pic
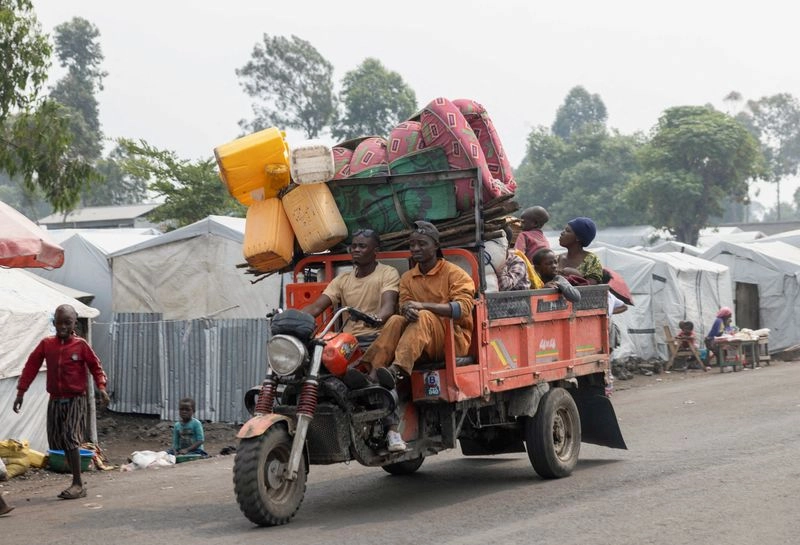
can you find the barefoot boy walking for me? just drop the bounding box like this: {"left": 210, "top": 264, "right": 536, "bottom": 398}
{"left": 12, "top": 304, "right": 110, "bottom": 500}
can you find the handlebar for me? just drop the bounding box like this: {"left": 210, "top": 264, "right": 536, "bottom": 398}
{"left": 347, "top": 307, "right": 382, "bottom": 328}
{"left": 318, "top": 306, "right": 381, "bottom": 337}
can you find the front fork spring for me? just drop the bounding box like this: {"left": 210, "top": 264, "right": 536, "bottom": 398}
{"left": 296, "top": 379, "right": 319, "bottom": 418}
{"left": 254, "top": 376, "right": 277, "bottom": 415}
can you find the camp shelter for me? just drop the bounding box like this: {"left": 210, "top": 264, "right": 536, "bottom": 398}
{"left": 29, "top": 229, "right": 160, "bottom": 369}
{"left": 591, "top": 246, "right": 658, "bottom": 361}
{"left": 755, "top": 228, "right": 800, "bottom": 248}
{"left": 644, "top": 240, "right": 703, "bottom": 256}
{"left": 108, "top": 216, "right": 281, "bottom": 320}
{"left": 592, "top": 245, "right": 733, "bottom": 362}
{"left": 105, "top": 216, "right": 281, "bottom": 423}
{"left": 697, "top": 226, "right": 765, "bottom": 248}
{"left": 0, "top": 267, "right": 100, "bottom": 452}
{"left": 700, "top": 241, "right": 800, "bottom": 352}
{"left": 640, "top": 251, "right": 733, "bottom": 346}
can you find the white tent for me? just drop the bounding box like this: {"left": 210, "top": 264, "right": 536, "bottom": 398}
{"left": 104, "top": 216, "right": 282, "bottom": 420}
{"left": 592, "top": 245, "right": 733, "bottom": 362}
{"left": 755, "top": 228, "right": 800, "bottom": 248}
{"left": 591, "top": 246, "right": 658, "bottom": 361}
{"left": 29, "top": 230, "right": 160, "bottom": 368}
{"left": 0, "top": 267, "right": 100, "bottom": 452}
{"left": 108, "top": 215, "right": 282, "bottom": 319}
{"left": 700, "top": 241, "right": 800, "bottom": 352}
{"left": 697, "top": 226, "right": 765, "bottom": 248}
{"left": 644, "top": 240, "right": 703, "bottom": 256}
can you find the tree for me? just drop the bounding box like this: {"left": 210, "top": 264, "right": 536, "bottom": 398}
{"left": 117, "top": 139, "right": 244, "bottom": 228}
{"left": 626, "top": 106, "right": 764, "bottom": 245}
{"left": 49, "top": 17, "right": 107, "bottom": 162}
{"left": 331, "top": 58, "right": 417, "bottom": 141}
{"left": 0, "top": 0, "right": 50, "bottom": 122}
{"left": 551, "top": 86, "right": 608, "bottom": 140}
{"left": 82, "top": 145, "right": 148, "bottom": 206}
{"left": 237, "top": 34, "right": 335, "bottom": 138}
{"left": 761, "top": 201, "right": 798, "bottom": 222}
{"left": 735, "top": 93, "right": 800, "bottom": 220}
{"left": 0, "top": 1, "right": 98, "bottom": 214}
{"left": 514, "top": 125, "right": 645, "bottom": 229}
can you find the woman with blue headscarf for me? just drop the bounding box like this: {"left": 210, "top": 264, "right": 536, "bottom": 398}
{"left": 557, "top": 217, "right": 602, "bottom": 284}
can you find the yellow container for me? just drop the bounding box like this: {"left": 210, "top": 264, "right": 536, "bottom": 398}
{"left": 27, "top": 448, "right": 47, "bottom": 469}
{"left": 214, "top": 127, "right": 291, "bottom": 206}
{"left": 243, "top": 198, "right": 295, "bottom": 272}
{"left": 282, "top": 183, "right": 348, "bottom": 253}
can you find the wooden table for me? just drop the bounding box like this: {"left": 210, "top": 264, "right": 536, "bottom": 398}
{"left": 714, "top": 338, "right": 759, "bottom": 372}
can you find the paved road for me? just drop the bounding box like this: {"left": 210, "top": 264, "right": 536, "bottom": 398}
{"left": 4, "top": 363, "right": 799, "bottom": 545}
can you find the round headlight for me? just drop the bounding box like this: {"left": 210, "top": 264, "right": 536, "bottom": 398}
{"left": 267, "top": 334, "right": 307, "bottom": 376}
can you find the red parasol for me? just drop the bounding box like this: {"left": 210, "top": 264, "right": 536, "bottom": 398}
{"left": 0, "top": 200, "right": 64, "bottom": 269}
{"left": 603, "top": 267, "right": 633, "bottom": 306}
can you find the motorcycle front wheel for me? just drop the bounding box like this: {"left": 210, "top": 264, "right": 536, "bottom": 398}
{"left": 233, "top": 425, "right": 307, "bottom": 526}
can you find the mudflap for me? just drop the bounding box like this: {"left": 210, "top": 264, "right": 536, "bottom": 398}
{"left": 572, "top": 391, "right": 627, "bottom": 450}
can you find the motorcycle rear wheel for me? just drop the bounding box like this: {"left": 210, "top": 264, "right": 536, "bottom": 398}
{"left": 233, "top": 425, "right": 307, "bottom": 526}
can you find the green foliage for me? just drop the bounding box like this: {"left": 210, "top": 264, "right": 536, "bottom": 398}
{"left": 117, "top": 138, "right": 244, "bottom": 228}
{"left": 551, "top": 86, "right": 608, "bottom": 140}
{"left": 52, "top": 17, "right": 107, "bottom": 87}
{"left": 331, "top": 58, "right": 417, "bottom": 141}
{"left": 50, "top": 17, "right": 106, "bottom": 162}
{"left": 1, "top": 99, "right": 99, "bottom": 211}
{"left": 0, "top": 0, "right": 51, "bottom": 122}
{"left": 514, "top": 125, "right": 645, "bottom": 229}
{"left": 237, "top": 34, "right": 335, "bottom": 139}
{"left": 82, "top": 145, "right": 148, "bottom": 206}
{"left": 1, "top": 4, "right": 98, "bottom": 213}
{"left": 735, "top": 93, "right": 800, "bottom": 219}
{"left": 626, "top": 106, "right": 764, "bottom": 244}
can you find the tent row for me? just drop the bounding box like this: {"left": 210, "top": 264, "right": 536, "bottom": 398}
{"left": 593, "top": 244, "right": 733, "bottom": 363}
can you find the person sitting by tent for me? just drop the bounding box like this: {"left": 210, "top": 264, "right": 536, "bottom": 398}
{"left": 677, "top": 321, "right": 698, "bottom": 350}
{"left": 675, "top": 321, "right": 703, "bottom": 370}
{"left": 557, "top": 217, "right": 602, "bottom": 285}
{"left": 167, "top": 397, "right": 208, "bottom": 458}
{"left": 532, "top": 248, "right": 580, "bottom": 303}
{"left": 705, "top": 307, "right": 733, "bottom": 366}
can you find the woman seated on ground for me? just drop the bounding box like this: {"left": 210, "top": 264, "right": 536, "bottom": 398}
{"left": 557, "top": 217, "right": 602, "bottom": 285}
{"left": 705, "top": 307, "right": 733, "bottom": 365}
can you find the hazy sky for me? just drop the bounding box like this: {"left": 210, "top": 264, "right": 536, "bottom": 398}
{"left": 31, "top": 0, "right": 800, "bottom": 210}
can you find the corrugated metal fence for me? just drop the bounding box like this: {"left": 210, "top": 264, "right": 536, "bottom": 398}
{"left": 108, "top": 313, "right": 268, "bottom": 423}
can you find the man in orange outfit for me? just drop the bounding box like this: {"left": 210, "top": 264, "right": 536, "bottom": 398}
{"left": 360, "top": 221, "right": 475, "bottom": 451}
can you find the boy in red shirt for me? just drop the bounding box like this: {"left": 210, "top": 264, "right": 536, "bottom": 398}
{"left": 13, "top": 304, "right": 110, "bottom": 500}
